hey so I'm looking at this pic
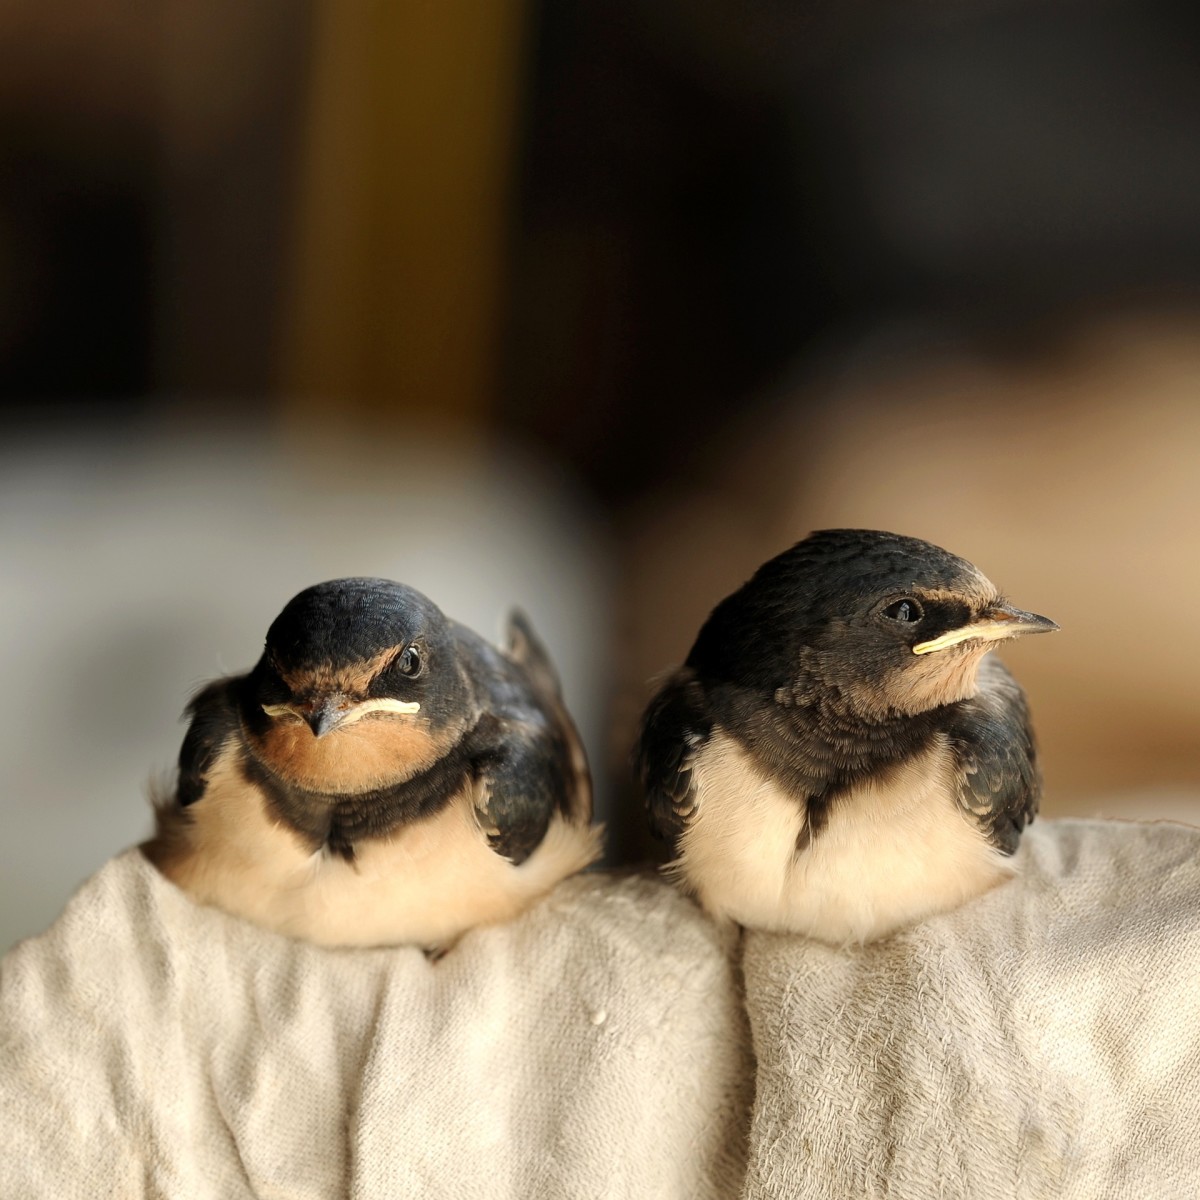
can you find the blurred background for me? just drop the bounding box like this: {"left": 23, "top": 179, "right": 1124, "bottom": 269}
{"left": 3, "top": 0, "right": 1200, "bottom": 953}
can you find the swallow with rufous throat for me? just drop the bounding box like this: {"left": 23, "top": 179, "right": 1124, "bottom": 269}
{"left": 144, "top": 578, "right": 601, "bottom": 950}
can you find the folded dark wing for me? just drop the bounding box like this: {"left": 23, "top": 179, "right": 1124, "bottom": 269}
{"left": 947, "top": 655, "right": 1040, "bottom": 855}
{"left": 635, "top": 672, "right": 712, "bottom": 854}
{"left": 177, "top": 677, "right": 244, "bottom": 807}
{"left": 473, "top": 716, "right": 575, "bottom": 864}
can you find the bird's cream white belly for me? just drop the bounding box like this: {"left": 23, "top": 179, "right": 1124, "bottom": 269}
{"left": 164, "top": 746, "right": 600, "bottom": 947}
{"left": 676, "top": 731, "right": 1015, "bottom": 944}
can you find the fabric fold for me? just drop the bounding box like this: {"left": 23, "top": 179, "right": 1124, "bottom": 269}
{"left": 0, "top": 852, "right": 751, "bottom": 1199}
{"left": 740, "top": 819, "right": 1200, "bottom": 1200}
{"left": 6, "top": 819, "right": 1200, "bottom": 1198}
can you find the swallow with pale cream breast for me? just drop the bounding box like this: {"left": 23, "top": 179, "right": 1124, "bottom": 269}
{"left": 144, "top": 578, "right": 600, "bottom": 949}
{"left": 635, "top": 529, "right": 1057, "bottom": 944}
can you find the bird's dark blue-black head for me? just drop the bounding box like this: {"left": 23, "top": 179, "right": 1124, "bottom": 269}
{"left": 245, "top": 578, "right": 470, "bottom": 741}
{"left": 688, "top": 530, "right": 1056, "bottom": 720}
{"left": 265, "top": 578, "right": 443, "bottom": 677}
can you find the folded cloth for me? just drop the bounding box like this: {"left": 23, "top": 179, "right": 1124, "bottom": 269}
{"left": 741, "top": 818, "right": 1200, "bottom": 1200}
{"left": 0, "top": 851, "right": 751, "bottom": 1200}
{"left": 6, "top": 818, "right": 1200, "bottom": 1199}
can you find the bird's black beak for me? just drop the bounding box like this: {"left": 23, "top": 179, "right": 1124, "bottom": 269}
{"left": 978, "top": 602, "right": 1059, "bottom": 637}
{"left": 304, "top": 697, "right": 346, "bottom": 739}
{"left": 913, "top": 601, "right": 1059, "bottom": 655}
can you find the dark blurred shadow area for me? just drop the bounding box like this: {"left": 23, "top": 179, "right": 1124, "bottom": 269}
{"left": 2, "top": 0, "right": 1200, "bottom": 947}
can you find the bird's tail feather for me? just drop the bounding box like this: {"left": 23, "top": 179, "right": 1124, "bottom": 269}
{"left": 505, "top": 608, "right": 562, "bottom": 698}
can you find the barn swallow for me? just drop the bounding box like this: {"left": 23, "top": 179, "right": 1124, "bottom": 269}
{"left": 635, "top": 529, "right": 1058, "bottom": 945}
{"left": 143, "top": 578, "right": 601, "bottom": 949}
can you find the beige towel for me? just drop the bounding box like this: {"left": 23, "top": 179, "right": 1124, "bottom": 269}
{"left": 741, "top": 819, "right": 1200, "bottom": 1199}
{"left": 6, "top": 819, "right": 1200, "bottom": 1198}
{"left": 0, "top": 852, "right": 751, "bottom": 1199}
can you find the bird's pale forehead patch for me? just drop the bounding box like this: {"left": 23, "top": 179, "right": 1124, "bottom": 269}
{"left": 910, "top": 570, "right": 998, "bottom": 608}
{"left": 278, "top": 644, "right": 405, "bottom": 697}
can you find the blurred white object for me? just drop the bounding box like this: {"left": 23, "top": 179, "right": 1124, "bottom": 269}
{"left": 0, "top": 424, "right": 609, "bottom": 954}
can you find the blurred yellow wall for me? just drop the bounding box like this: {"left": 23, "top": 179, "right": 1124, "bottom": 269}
{"left": 280, "top": 0, "right": 528, "bottom": 435}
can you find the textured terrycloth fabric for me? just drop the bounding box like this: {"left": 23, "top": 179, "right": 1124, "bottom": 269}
{"left": 5, "top": 820, "right": 1200, "bottom": 1199}
{"left": 741, "top": 819, "right": 1200, "bottom": 1200}
{"left": 0, "top": 851, "right": 751, "bottom": 1199}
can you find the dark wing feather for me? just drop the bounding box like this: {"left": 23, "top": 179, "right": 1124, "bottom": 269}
{"left": 472, "top": 716, "right": 573, "bottom": 864}
{"left": 634, "top": 670, "right": 712, "bottom": 853}
{"left": 500, "top": 608, "right": 592, "bottom": 828}
{"left": 946, "top": 655, "right": 1040, "bottom": 855}
{"left": 505, "top": 608, "right": 561, "bottom": 699}
{"left": 176, "top": 677, "right": 245, "bottom": 807}
{"left": 143, "top": 675, "right": 245, "bottom": 872}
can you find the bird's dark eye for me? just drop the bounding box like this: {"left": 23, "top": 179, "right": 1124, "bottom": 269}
{"left": 883, "top": 598, "right": 924, "bottom": 623}
{"left": 397, "top": 646, "right": 422, "bottom": 677}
